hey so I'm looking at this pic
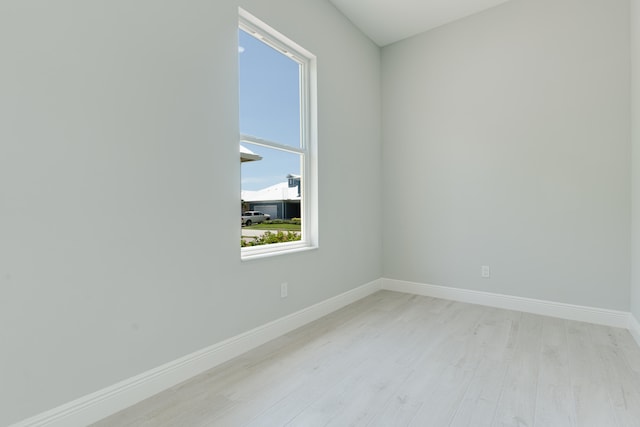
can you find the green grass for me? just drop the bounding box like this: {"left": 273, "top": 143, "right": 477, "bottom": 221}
{"left": 244, "top": 223, "right": 301, "bottom": 231}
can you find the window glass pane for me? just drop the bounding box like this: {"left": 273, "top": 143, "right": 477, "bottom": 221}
{"left": 241, "top": 145, "right": 302, "bottom": 247}
{"left": 239, "top": 29, "right": 301, "bottom": 148}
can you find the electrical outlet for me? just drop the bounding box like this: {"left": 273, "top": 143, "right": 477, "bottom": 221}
{"left": 280, "top": 282, "right": 288, "bottom": 298}
{"left": 481, "top": 265, "right": 490, "bottom": 278}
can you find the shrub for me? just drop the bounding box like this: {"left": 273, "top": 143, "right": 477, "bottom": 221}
{"left": 241, "top": 231, "right": 301, "bottom": 247}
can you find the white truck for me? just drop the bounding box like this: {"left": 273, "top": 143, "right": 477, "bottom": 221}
{"left": 241, "top": 211, "right": 271, "bottom": 226}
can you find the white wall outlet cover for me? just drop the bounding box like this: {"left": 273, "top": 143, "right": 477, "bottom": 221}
{"left": 481, "top": 266, "right": 491, "bottom": 278}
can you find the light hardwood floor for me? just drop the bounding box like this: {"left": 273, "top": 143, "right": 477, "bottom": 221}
{"left": 93, "top": 291, "right": 640, "bottom": 426}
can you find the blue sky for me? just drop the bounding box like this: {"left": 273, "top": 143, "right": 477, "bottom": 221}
{"left": 239, "top": 29, "right": 301, "bottom": 191}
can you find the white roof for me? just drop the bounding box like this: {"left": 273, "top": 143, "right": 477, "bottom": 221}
{"left": 240, "top": 145, "right": 262, "bottom": 162}
{"left": 241, "top": 181, "right": 300, "bottom": 202}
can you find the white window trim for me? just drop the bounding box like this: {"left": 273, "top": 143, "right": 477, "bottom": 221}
{"left": 239, "top": 8, "right": 318, "bottom": 260}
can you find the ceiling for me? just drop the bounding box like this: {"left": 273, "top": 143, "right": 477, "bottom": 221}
{"left": 328, "top": 0, "right": 513, "bottom": 46}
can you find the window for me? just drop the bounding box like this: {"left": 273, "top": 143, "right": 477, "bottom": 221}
{"left": 239, "top": 9, "right": 317, "bottom": 259}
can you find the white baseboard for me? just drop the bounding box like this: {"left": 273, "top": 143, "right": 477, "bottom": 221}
{"left": 630, "top": 313, "right": 640, "bottom": 348}
{"left": 381, "top": 278, "right": 630, "bottom": 329}
{"left": 12, "top": 279, "right": 383, "bottom": 427}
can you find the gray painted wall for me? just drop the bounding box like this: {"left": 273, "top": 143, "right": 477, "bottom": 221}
{"left": 381, "top": 0, "right": 631, "bottom": 310}
{"left": 633, "top": 0, "right": 640, "bottom": 322}
{"left": 0, "top": 0, "right": 382, "bottom": 424}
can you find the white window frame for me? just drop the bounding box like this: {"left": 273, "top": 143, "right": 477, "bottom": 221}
{"left": 239, "top": 8, "right": 318, "bottom": 260}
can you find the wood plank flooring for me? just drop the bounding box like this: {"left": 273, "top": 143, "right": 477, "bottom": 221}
{"left": 93, "top": 291, "right": 640, "bottom": 427}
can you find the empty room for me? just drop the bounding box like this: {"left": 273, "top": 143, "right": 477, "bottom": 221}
{"left": 2, "top": 0, "right": 640, "bottom": 425}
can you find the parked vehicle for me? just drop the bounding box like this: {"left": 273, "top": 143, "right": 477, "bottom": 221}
{"left": 241, "top": 211, "right": 271, "bottom": 226}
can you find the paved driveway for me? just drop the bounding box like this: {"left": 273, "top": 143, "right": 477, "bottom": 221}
{"left": 241, "top": 229, "right": 268, "bottom": 238}
{"left": 241, "top": 228, "right": 273, "bottom": 244}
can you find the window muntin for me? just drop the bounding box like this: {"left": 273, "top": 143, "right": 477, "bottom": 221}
{"left": 239, "top": 9, "right": 316, "bottom": 259}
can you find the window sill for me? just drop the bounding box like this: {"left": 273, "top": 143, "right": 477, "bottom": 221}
{"left": 241, "top": 242, "right": 318, "bottom": 261}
